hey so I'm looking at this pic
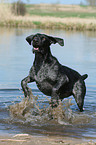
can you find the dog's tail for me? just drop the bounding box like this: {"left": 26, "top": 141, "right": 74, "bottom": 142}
{"left": 81, "top": 74, "right": 88, "bottom": 80}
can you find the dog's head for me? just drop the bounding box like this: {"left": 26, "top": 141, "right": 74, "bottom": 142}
{"left": 26, "top": 33, "right": 64, "bottom": 54}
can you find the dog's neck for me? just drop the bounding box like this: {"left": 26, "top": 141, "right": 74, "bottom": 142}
{"left": 34, "top": 47, "right": 52, "bottom": 66}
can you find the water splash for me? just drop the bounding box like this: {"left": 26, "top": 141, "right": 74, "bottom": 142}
{"left": 9, "top": 91, "right": 94, "bottom": 126}
{"left": 9, "top": 91, "right": 74, "bottom": 125}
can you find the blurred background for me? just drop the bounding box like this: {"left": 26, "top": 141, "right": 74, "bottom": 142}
{"left": 0, "top": 0, "right": 95, "bottom": 5}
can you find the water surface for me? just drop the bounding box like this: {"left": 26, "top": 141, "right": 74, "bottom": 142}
{"left": 0, "top": 27, "right": 96, "bottom": 141}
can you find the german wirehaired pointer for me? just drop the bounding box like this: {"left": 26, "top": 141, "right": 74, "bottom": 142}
{"left": 21, "top": 33, "right": 88, "bottom": 112}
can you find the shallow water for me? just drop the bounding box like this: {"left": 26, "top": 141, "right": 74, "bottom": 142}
{"left": 0, "top": 27, "right": 96, "bottom": 141}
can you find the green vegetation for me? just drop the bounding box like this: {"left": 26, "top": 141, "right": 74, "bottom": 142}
{"left": 28, "top": 10, "right": 96, "bottom": 18}
{"left": 79, "top": 5, "right": 88, "bottom": 8}
{"left": 32, "top": 21, "right": 42, "bottom": 26}
{"left": 26, "top": 4, "right": 96, "bottom": 19}
{"left": 1, "top": 19, "right": 96, "bottom": 31}
{"left": 28, "top": 10, "right": 91, "bottom": 18}
{"left": 0, "top": 4, "right": 96, "bottom": 31}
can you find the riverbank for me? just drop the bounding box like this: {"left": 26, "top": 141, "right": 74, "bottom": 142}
{"left": 0, "top": 134, "right": 95, "bottom": 145}
{"left": 1, "top": 15, "right": 96, "bottom": 31}
{"left": 0, "top": 4, "right": 96, "bottom": 30}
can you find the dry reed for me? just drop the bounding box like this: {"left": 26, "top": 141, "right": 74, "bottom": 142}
{"left": 0, "top": 4, "right": 96, "bottom": 31}
{"left": 0, "top": 4, "right": 12, "bottom": 19}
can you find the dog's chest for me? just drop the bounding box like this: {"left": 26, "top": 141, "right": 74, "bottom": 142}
{"left": 34, "top": 64, "right": 57, "bottom": 83}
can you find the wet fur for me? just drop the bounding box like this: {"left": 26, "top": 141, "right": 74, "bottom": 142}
{"left": 21, "top": 33, "right": 88, "bottom": 112}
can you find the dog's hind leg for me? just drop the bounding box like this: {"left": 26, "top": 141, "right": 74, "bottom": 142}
{"left": 72, "top": 79, "right": 86, "bottom": 112}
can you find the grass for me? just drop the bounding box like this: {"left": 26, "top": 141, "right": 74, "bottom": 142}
{"left": 32, "top": 21, "right": 42, "bottom": 26}
{"left": 0, "top": 3, "right": 96, "bottom": 31}
{"left": 27, "top": 8, "right": 96, "bottom": 19}
{"left": 26, "top": 4, "right": 96, "bottom": 19}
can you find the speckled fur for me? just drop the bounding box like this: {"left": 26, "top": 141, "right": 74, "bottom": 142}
{"left": 21, "top": 33, "right": 88, "bottom": 111}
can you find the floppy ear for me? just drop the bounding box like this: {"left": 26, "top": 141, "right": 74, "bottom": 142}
{"left": 26, "top": 35, "right": 34, "bottom": 45}
{"left": 47, "top": 35, "right": 64, "bottom": 46}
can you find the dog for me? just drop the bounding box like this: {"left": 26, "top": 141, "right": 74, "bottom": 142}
{"left": 21, "top": 33, "right": 88, "bottom": 112}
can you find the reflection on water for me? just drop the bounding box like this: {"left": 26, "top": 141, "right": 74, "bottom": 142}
{"left": 0, "top": 27, "right": 96, "bottom": 140}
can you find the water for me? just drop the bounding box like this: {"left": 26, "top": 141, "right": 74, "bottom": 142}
{"left": 0, "top": 27, "right": 96, "bottom": 141}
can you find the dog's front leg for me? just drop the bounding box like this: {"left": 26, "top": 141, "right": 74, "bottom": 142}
{"left": 21, "top": 76, "right": 33, "bottom": 98}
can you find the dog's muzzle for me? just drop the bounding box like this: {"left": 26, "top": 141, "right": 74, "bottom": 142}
{"left": 32, "top": 47, "right": 39, "bottom": 53}
{"left": 31, "top": 41, "right": 39, "bottom": 53}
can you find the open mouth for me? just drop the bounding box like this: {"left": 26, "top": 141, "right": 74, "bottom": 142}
{"left": 34, "top": 47, "right": 39, "bottom": 51}
{"left": 32, "top": 47, "right": 39, "bottom": 53}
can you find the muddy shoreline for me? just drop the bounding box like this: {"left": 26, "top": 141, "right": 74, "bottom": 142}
{"left": 0, "top": 134, "right": 95, "bottom": 145}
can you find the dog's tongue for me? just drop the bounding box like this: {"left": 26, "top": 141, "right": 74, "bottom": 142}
{"left": 34, "top": 47, "right": 39, "bottom": 51}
